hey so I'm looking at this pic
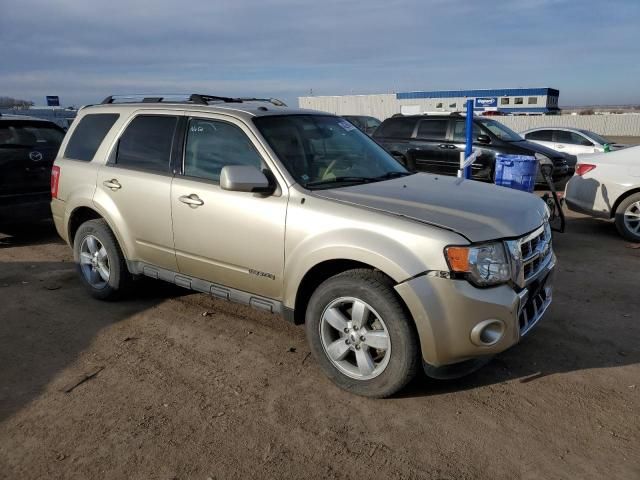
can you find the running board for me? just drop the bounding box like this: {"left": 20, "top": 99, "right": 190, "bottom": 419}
{"left": 127, "top": 261, "right": 284, "bottom": 315}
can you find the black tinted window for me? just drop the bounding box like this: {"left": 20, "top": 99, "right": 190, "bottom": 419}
{"left": 374, "top": 118, "right": 416, "bottom": 138}
{"left": 452, "top": 120, "right": 481, "bottom": 142}
{"left": 64, "top": 114, "right": 119, "bottom": 161}
{"left": 0, "top": 121, "right": 64, "bottom": 148}
{"left": 555, "top": 130, "right": 593, "bottom": 146}
{"left": 416, "top": 119, "right": 448, "bottom": 140}
{"left": 184, "top": 119, "right": 263, "bottom": 182}
{"left": 116, "top": 115, "right": 177, "bottom": 172}
{"left": 526, "top": 130, "right": 552, "bottom": 141}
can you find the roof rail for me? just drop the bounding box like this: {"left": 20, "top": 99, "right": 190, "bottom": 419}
{"left": 99, "top": 94, "right": 287, "bottom": 107}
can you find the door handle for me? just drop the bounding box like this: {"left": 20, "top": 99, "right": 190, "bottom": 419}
{"left": 439, "top": 144, "right": 456, "bottom": 149}
{"left": 103, "top": 179, "right": 122, "bottom": 191}
{"left": 179, "top": 194, "right": 204, "bottom": 208}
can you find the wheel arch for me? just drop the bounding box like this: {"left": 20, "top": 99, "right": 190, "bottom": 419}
{"left": 67, "top": 205, "right": 131, "bottom": 260}
{"left": 610, "top": 187, "right": 640, "bottom": 218}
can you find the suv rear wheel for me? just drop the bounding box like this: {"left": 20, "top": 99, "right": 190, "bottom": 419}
{"left": 73, "top": 219, "right": 132, "bottom": 300}
{"left": 305, "top": 269, "right": 419, "bottom": 397}
{"left": 614, "top": 193, "right": 640, "bottom": 242}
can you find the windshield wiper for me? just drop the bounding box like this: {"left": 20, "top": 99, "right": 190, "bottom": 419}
{"left": 305, "top": 176, "right": 374, "bottom": 188}
{"left": 369, "top": 171, "right": 414, "bottom": 181}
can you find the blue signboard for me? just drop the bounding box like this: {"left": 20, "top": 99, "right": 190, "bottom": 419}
{"left": 475, "top": 97, "right": 497, "bottom": 108}
{"left": 46, "top": 96, "right": 60, "bottom": 107}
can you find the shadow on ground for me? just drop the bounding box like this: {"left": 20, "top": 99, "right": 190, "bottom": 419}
{"left": 0, "top": 213, "right": 638, "bottom": 416}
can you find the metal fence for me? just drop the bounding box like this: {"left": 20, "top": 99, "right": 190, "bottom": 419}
{"left": 497, "top": 115, "right": 640, "bottom": 136}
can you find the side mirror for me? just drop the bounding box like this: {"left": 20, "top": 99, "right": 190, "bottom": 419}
{"left": 476, "top": 134, "right": 491, "bottom": 145}
{"left": 220, "top": 165, "right": 272, "bottom": 193}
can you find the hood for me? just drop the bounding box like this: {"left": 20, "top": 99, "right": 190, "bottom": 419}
{"left": 313, "top": 173, "right": 547, "bottom": 242}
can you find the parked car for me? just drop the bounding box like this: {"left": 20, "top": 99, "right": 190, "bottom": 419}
{"left": 52, "top": 94, "right": 554, "bottom": 397}
{"left": 342, "top": 115, "right": 381, "bottom": 135}
{"left": 522, "top": 127, "right": 627, "bottom": 156}
{"left": 565, "top": 145, "right": 640, "bottom": 241}
{"left": 372, "top": 114, "right": 576, "bottom": 188}
{"left": 0, "top": 114, "right": 65, "bottom": 223}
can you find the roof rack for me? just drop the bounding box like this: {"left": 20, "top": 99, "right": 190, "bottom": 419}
{"left": 100, "top": 94, "right": 287, "bottom": 107}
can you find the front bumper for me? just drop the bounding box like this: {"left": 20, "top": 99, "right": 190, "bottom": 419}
{"left": 395, "top": 254, "right": 555, "bottom": 368}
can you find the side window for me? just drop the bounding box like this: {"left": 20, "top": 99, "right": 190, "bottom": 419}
{"left": 115, "top": 115, "right": 177, "bottom": 173}
{"left": 501, "top": 98, "right": 510, "bottom": 105}
{"left": 556, "top": 131, "right": 593, "bottom": 146}
{"left": 375, "top": 118, "right": 416, "bottom": 138}
{"left": 64, "top": 113, "right": 119, "bottom": 161}
{"left": 528, "top": 97, "right": 538, "bottom": 105}
{"left": 453, "top": 120, "right": 481, "bottom": 143}
{"left": 184, "top": 118, "right": 263, "bottom": 182}
{"left": 526, "top": 130, "right": 552, "bottom": 141}
{"left": 514, "top": 97, "right": 524, "bottom": 105}
{"left": 416, "top": 119, "right": 449, "bottom": 140}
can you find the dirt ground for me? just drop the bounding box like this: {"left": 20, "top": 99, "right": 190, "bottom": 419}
{"left": 0, "top": 211, "right": 638, "bottom": 480}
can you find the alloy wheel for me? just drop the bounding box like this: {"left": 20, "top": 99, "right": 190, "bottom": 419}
{"left": 79, "top": 235, "right": 110, "bottom": 289}
{"left": 319, "top": 297, "right": 391, "bottom": 380}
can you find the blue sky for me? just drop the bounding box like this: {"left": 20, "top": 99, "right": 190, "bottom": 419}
{"left": 1, "top": 0, "right": 639, "bottom": 107}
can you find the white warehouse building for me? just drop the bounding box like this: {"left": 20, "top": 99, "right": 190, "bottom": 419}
{"left": 299, "top": 87, "right": 560, "bottom": 120}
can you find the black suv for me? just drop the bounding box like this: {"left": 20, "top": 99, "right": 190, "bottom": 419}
{"left": 0, "top": 115, "right": 65, "bottom": 223}
{"left": 372, "top": 114, "right": 576, "bottom": 187}
{"left": 343, "top": 115, "right": 381, "bottom": 136}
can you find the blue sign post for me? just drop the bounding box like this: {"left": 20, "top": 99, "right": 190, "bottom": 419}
{"left": 464, "top": 99, "right": 474, "bottom": 179}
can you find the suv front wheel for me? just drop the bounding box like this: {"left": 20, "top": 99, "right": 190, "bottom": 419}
{"left": 73, "top": 219, "right": 132, "bottom": 300}
{"left": 305, "top": 269, "right": 420, "bottom": 397}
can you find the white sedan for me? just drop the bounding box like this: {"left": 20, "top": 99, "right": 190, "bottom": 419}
{"left": 565, "top": 145, "right": 640, "bottom": 241}
{"left": 523, "top": 127, "right": 626, "bottom": 156}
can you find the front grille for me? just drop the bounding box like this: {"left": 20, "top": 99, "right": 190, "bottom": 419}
{"left": 518, "top": 278, "right": 552, "bottom": 335}
{"left": 507, "top": 222, "right": 553, "bottom": 288}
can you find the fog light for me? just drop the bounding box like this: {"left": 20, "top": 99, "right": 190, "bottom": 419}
{"left": 470, "top": 319, "right": 505, "bottom": 346}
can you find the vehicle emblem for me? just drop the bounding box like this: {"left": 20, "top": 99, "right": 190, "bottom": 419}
{"left": 29, "top": 151, "right": 43, "bottom": 161}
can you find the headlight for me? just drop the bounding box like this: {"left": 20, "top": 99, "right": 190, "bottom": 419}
{"left": 445, "top": 242, "right": 511, "bottom": 287}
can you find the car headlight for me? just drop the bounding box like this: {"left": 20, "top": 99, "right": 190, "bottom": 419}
{"left": 445, "top": 242, "right": 511, "bottom": 287}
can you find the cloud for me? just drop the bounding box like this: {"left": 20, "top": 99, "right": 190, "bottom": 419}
{"left": 1, "top": 0, "right": 639, "bottom": 106}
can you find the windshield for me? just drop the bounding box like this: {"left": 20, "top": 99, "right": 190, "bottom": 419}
{"left": 477, "top": 119, "right": 523, "bottom": 142}
{"left": 0, "top": 122, "right": 64, "bottom": 148}
{"left": 578, "top": 129, "right": 611, "bottom": 145}
{"left": 253, "top": 115, "right": 409, "bottom": 189}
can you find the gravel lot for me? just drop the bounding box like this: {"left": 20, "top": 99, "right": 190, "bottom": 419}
{"left": 0, "top": 211, "right": 638, "bottom": 480}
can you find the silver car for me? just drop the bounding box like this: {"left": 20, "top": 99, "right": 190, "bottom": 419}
{"left": 51, "top": 94, "right": 555, "bottom": 397}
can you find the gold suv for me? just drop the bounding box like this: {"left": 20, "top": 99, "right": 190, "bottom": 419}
{"left": 51, "top": 94, "right": 555, "bottom": 397}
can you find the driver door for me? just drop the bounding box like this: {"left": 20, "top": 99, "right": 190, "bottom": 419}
{"left": 170, "top": 116, "right": 287, "bottom": 300}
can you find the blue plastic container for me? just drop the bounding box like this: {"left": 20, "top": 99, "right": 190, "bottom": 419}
{"left": 494, "top": 154, "right": 538, "bottom": 193}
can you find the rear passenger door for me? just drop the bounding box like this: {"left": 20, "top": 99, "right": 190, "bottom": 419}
{"left": 94, "top": 112, "right": 180, "bottom": 271}
{"left": 410, "top": 118, "right": 453, "bottom": 174}
{"left": 372, "top": 117, "right": 417, "bottom": 167}
{"left": 170, "top": 115, "right": 287, "bottom": 300}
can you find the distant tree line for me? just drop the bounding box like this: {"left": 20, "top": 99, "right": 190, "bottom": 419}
{"left": 0, "top": 97, "right": 34, "bottom": 108}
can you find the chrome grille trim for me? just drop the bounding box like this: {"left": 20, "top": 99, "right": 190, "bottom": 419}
{"left": 518, "top": 282, "right": 552, "bottom": 336}
{"left": 506, "top": 222, "right": 553, "bottom": 288}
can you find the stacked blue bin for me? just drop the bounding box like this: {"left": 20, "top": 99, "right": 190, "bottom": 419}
{"left": 494, "top": 155, "right": 538, "bottom": 193}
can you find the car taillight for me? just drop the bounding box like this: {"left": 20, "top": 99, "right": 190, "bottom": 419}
{"left": 575, "top": 163, "right": 596, "bottom": 176}
{"left": 51, "top": 166, "right": 61, "bottom": 198}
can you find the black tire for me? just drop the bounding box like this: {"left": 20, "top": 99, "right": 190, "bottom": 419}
{"left": 305, "top": 269, "right": 420, "bottom": 398}
{"left": 73, "top": 219, "right": 132, "bottom": 300}
{"left": 614, "top": 192, "right": 640, "bottom": 242}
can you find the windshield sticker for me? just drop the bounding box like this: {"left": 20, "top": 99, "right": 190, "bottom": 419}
{"left": 338, "top": 120, "right": 356, "bottom": 132}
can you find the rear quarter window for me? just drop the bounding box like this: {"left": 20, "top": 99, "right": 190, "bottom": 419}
{"left": 64, "top": 113, "right": 120, "bottom": 161}
{"left": 374, "top": 118, "right": 416, "bottom": 138}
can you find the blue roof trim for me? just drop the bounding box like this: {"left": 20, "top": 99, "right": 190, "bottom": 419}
{"left": 397, "top": 88, "right": 559, "bottom": 99}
